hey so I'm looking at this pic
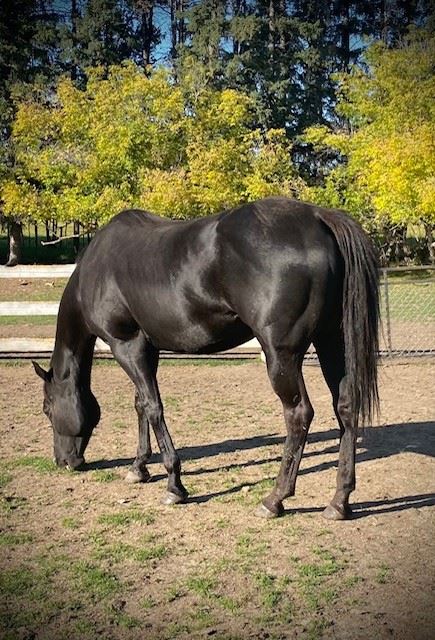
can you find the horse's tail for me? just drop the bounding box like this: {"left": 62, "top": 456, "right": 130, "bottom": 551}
{"left": 316, "top": 208, "right": 380, "bottom": 425}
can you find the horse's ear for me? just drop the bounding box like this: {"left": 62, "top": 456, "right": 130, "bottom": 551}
{"left": 32, "top": 361, "right": 52, "bottom": 382}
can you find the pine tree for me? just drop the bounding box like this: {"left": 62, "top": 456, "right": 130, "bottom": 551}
{"left": 0, "top": 0, "right": 60, "bottom": 264}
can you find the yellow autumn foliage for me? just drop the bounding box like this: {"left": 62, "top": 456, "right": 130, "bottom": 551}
{"left": 304, "top": 29, "right": 435, "bottom": 228}
{"left": 1, "top": 63, "right": 303, "bottom": 226}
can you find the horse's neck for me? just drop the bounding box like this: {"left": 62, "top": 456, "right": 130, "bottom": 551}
{"left": 51, "top": 273, "right": 95, "bottom": 388}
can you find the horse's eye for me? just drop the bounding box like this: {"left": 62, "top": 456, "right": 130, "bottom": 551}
{"left": 43, "top": 399, "right": 51, "bottom": 417}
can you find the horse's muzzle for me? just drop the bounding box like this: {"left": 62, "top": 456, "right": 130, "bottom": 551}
{"left": 54, "top": 455, "right": 86, "bottom": 471}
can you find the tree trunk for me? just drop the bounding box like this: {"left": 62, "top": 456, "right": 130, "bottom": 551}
{"left": 170, "top": 0, "right": 186, "bottom": 62}
{"left": 139, "top": 4, "right": 154, "bottom": 67}
{"left": 70, "top": 0, "right": 79, "bottom": 81}
{"left": 339, "top": 0, "right": 350, "bottom": 72}
{"left": 73, "top": 221, "right": 80, "bottom": 255}
{"left": 5, "top": 220, "right": 23, "bottom": 267}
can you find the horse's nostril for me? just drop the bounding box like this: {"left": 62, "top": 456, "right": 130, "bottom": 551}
{"left": 67, "top": 457, "right": 86, "bottom": 472}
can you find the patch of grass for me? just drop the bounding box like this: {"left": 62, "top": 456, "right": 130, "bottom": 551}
{"left": 165, "top": 395, "right": 180, "bottom": 409}
{"left": 0, "top": 359, "right": 51, "bottom": 368}
{"left": 141, "top": 595, "right": 156, "bottom": 610}
{"left": 166, "top": 583, "right": 185, "bottom": 602}
{"left": 10, "top": 456, "right": 58, "bottom": 473}
{"left": 254, "top": 572, "right": 290, "bottom": 610}
{"left": 188, "top": 606, "right": 215, "bottom": 630}
{"left": 298, "top": 551, "right": 342, "bottom": 580}
{"left": 0, "top": 279, "right": 68, "bottom": 302}
{"left": 0, "top": 495, "right": 27, "bottom": 513}
{"left": 0, "top": 532, "right": 33, "bottom": 546}
{"left": 215, "top": 517, "right": 230, "bottom": 529}
{"left": 295, "top": 550, "right": 343, "bottom": 613}
{"left": 304, "top": 618, "right": 331, "bottom": 640}
{"left": 108, "top": 607, "right": 141, "bottom": 629}
{"left": 0, "top": 561, "right": 65, "bottom": 631}
{"left": 135, "top": 543, "right": 168, "bottom": 562}
{"left": 97, "top": 508, "right": 155, "bottom": 527}
{"left": 345, "top": 575, "right": 364, "bottom": 587}
{"left": 218, "top": 594, "right": 240, "bottom": 613}
{"left": 36, "top": 553, "right": 70, "bottom": 579}
{"left": 0, "top": 567, "right": 35, "bottom": 596}
{"left": 243, "top": 477, "right": 275, "bottom": 504}
{"left": 91, "top": 531, "right": 168, "bottom": 565}
{"left": 62, "top": 516, "right": 80, "bottom": 529}
{"left": 162, "top": 621, "right": 191, "bottom": 638}
{"left": 74, "top": 619, "right": 95, "bottom": 635}
{"left": 376, "top": 563, "right": 391, "bottom": 584}
{"left": 186, "top": 575, "right": 217, "bottom": 599}
{"left": 0, "top": 315, "right": 56, "bottom": 326}
{"left": 235, "top": 531, "right": 270, "bottom": 564}
{"left": 71, "top": 561, "right": 119, "bottom": 601}
{"left": 0, "top": 469, "right": 12, "bottom": 489}
{"left": 112, "top": 419, "right": 128, "bottom": 430}
{"left": 93, "top": 540, "right": 135, "bottom": 562}
{"left": 91, "top": 469, "right": 119, "bottom": 482}
{"left": 384, "top": 279, "right": 435, "bottom": 320}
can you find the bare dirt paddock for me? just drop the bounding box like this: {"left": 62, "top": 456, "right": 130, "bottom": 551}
{"left": 0, "top": 359, "right": 434, "bottom": 640}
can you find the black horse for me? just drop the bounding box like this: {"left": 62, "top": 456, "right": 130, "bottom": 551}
{"left": 33, "top": 197, "right": 379, "bottom": 520}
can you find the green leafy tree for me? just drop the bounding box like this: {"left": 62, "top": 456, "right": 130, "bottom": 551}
{"left": 2, "top": 63, "right": 303, "bottom": 234}
{"left": 304, "top": 29, "right": 435, "bottom": 261}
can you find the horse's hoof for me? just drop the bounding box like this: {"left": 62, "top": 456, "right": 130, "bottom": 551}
{"left": 161, "top": 491, "right": 186, "bottom": 505}
{"left": 255, "top": 504, "right": 279, "bottom": 519}
{"left": 322, "top": 504, "right": 350, "bottom": 521}
{"left": 125, "top": 469, "right": 151, "bottom": 484}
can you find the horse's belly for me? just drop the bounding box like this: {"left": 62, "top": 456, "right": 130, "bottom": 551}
{"left": 146, "top": 315, "right": 253, "bottom": 354}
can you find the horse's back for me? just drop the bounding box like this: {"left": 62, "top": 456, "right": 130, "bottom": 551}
{"left": 76, "top": 198, "right": 343, "bottom": 352}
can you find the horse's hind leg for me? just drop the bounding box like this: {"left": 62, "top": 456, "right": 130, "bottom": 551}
{"left": 125, "top": 391, "right": 152, "bottom": 484}
{"left": 314, "top": 333, "right": 356, "bottom": 520}
{"left": 257, "top": 346, "right": 314, "bottom": 518}
{"left": 110, "top": 334, "right": 188, "bottom": 504}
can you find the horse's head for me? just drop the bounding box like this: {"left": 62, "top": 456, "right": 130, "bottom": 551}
{"left": 33, "top": 361, "right": 100, "bottom": 470}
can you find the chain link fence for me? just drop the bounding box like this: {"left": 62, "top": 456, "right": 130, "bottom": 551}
{"left": 379, "top": 267, "right": 435, "bottom": 357}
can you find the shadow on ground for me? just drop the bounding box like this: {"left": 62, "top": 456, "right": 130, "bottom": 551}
{"left": 86, "top": 421, "right": 435, "bottom": 518}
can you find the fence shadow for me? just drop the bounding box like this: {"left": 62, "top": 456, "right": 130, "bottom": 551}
{"left": 86, "top": 420, "right": 435, "bottom": 518}
{"left": 86, "top": 433, "right": 284, "bottom": 471}
{"left": 87, "top": 420, "right": 434, "bottom": 485}
{"left": 298, "top": 420, "right": 435, "bottom": 480}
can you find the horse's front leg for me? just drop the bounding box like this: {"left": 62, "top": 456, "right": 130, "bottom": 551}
{"left": 125, "top": 391, "right": 152, "bottom": 484}
{"left": 111, "top": 335, "right": 188, "bottom": 504}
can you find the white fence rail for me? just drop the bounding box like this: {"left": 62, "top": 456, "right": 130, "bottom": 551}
{"left": 0, "top": 265, "right": 75, "bottom": 279}
{"left": 1, "top": 265, "right": 434, "bottom": 359}
{"left": 0, "top": 266, "right": 261, "bottom": 358}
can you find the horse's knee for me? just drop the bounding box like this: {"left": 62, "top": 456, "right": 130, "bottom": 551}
{"left": 135, "top": 394, "right": 146, "bottom": 417}
{"left": 284, "top": 396, "right": 313, "bottom": 427}
{"left": 300, "top": 400, "right": 314, "bottom": 427}
{"left": 142, "top": 399, "right": 162, "bottom": 426}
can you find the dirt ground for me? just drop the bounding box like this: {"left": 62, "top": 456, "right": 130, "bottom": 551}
{"left": 0, "top": 359, "right": 434, "bottom": 640}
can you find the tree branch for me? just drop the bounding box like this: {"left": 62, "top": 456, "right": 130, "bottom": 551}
{"left": 41, "top": 232, "right": 85, "bottom": 246}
